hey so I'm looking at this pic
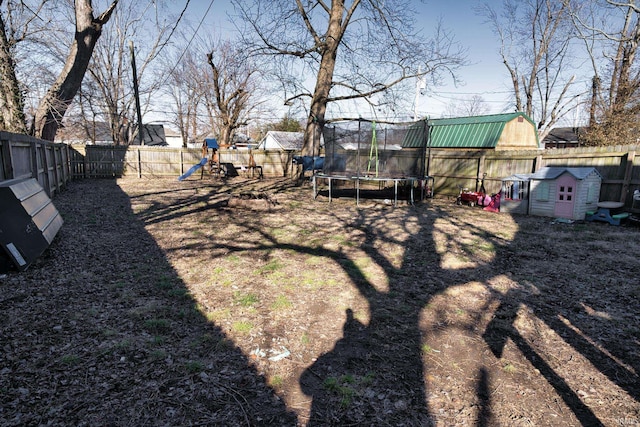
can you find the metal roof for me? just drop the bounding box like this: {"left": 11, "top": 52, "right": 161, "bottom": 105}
{"left": 427, "top": 112, "right": 536, "bottom": 149}
{"left": 401, "top": 120, "right": 428, "bottom": 148}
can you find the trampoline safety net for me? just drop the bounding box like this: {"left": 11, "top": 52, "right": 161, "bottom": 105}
{"left": 321, "top": 119, "right": 428, "bottom": 178}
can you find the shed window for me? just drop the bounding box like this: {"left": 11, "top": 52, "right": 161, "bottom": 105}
{"left": 536, "top": 182, "right": 549, "bottom": 201}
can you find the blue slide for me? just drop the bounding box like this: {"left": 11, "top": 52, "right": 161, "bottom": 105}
{"left": 178, "top": 158, "right": 208, "bottom": 181}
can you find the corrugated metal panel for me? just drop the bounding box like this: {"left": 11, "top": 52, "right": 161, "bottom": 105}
{"left": 0, "top": 178, "right": 63, "bottom": 271}
{"left": 427, "top": 113, "right": 530, "bottom": 149}
{"left": 401, "top": 120, "right": 428, "bottom": 148}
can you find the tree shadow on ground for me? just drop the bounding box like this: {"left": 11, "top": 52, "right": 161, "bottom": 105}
{"left": 6, "top": 178, "right": 636, "bottom": 425}
{"left": 0, "top": 179, "right": 296, "bottom": 425}
{"left": 294, "top": 199, "right": 638, "bottom": 425}
{"left": 120, "top": 178, "right": 638, "bottom": 425}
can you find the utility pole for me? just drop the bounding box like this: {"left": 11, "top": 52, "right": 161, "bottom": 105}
{"left": 130, "top": 41, "right": 144, "bottom": 145}
{"left": 414, "top": 67, "right": 426, "bottom": 121}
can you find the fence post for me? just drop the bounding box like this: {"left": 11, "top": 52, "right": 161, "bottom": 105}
{"left": 1, "top": 138, "right": 14, "bottom": 179}
{"left": 30, "top": 140, "right": 38, "bottom": 181}
{"left": 620, "top": 149, "right": 636, "bottom": 204}
{"left": 52, "top": 144, "right": 60, "bottom": 194}
{"left": 534, "top": 153, "right": 543, "bottom": 172}
{"left": 477, "top": 153, "right": 486, "bottom": 191}
{"left": 83, "top": 146, "right": 89, "bottom": 179}
{"left": 41, "top": 142, "right": 51, "bottom": 197}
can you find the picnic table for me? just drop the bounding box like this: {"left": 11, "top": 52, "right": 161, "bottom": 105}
{"left": 586, "top": 201, "right": 628, "bottom": 225}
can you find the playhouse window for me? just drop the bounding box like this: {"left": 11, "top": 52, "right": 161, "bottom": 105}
{"left": 587, "top": 184, "right": 597, "bottom": 203}
{"left": 536, "top": 182, "right": 549, "bottom": 201}
{"left": 557, "top": 184, "right": 573, "bottom": 202}
{"left": 503, "top": 181, "right": 525, "bottom": 200}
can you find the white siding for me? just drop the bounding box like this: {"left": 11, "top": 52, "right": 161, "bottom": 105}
{"left": 529, "top": 180, "right": 556, "bottom": 217}
{"left": 573, "top": 173, "right": 601, "bottom": 220}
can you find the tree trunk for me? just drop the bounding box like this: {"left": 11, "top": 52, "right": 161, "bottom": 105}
{"left": 589, "top": 75, "right": 600, "bottom": 127}
{"left": 31, "top": 0, "right": 118, "bottom": 141}
{"left": 0, "top": 14, "right": 26, "bottom": 133}
{"left": 301, "top": 0, "right": 347, "bottom": 156}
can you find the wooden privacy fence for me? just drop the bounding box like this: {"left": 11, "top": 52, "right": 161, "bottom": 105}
{"left": 2, "top": 134, "right": 638, "bottom": 209}
{"left": 69, "top": 145, "right": 299, "bottom": 179}
{"left": 0, "top": 132, "right": 71, "bottom": 197}
{"left": 427, "top": 144, "right": 640, "bottom": 207}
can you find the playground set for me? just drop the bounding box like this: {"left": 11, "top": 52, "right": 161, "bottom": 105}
{"left": 178, "top": 138, "right": 262, "bottom": 181}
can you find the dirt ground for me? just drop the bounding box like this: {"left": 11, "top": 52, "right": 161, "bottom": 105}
{"left": 1, "top": 176, "right": 639, "bottom": 426}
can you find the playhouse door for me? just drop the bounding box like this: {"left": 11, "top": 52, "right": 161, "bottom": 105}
{"left": 554, "top": 174, "right": 576, "bottom": 218}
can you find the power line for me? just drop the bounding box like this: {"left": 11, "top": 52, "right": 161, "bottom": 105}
{"left": 161, "top": 0, "right": 216, "bottom": 86}
{"left": 428, "top": 92, "right": 510, "bottom": 103}
{"left": 154, "top": 0, "right": 192, "bottom": 58}
{"left": 435, "top": 89, "right": 513, "bottom": 95}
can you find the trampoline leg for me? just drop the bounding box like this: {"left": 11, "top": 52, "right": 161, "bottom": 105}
{"left": 329, "top": 178, "right": 332, "bottom": 203}
{"left": 313, "top": 176, "right": 317, "bottom": 199}
{"left": 412, "top": 179, "right": 416, "bottom": 204}
{"left": 394, "top": 181, "right": 398, "bottom": 206}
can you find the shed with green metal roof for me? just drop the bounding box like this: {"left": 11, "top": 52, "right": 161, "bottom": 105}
{"left": 425, "top": 112, "right": 540, "bottom": 150}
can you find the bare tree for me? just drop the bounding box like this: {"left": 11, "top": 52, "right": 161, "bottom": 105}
{"left": 233, "top": 0, "right": 466, "bottom": 155}
{"left": 29, "top": 0, "right": 118, "bottom": 141}
{"left": 0, "top": 11, "right": 25, "bottom": 132}
{"left": 161, "top": 32, "right": 265, "bottom": 149}
{"left": 205, "top": 40, "right": 262, "bottom": 147}
{"left": 0, "top": 0, "right": 51, "bottom": 133}
{"left": 164, "top": 49, "right": 206, "bottom": 147}
{"left": 75, "top": 1, "right": 179, "bottom": 145}
{"left": 480, "top": 0, "right": 582, "bottom": 140}
{"left": 443, "top": 95, "right": 491, "bottom": 118}
{"left": 569, "top": 0, "right": 640, "bottom": 145}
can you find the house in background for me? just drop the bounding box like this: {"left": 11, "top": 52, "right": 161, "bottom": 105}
{"left": 257, "top": 131, "right": 304, "bottom": 151}
{"left": 55, "top": 121, "right": 114, "bottom": 145}
{"left": 56, "top": 121, "right": 170, "bottom": 146}
{"left": 131, "top": 124, "right": 167, "bottom": 146}
{"left": 428, "top": 112, "right": 540, "bottom": 150}
{"left": 542, "top": 127, "right": 583, "bottom": 149}
{"left": 163, "top": 128, "right": 185, "bottom": 148}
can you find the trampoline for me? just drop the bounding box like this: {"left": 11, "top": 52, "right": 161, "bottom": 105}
{"left": 312, "top": 119, "right": 433, "bottom": 206}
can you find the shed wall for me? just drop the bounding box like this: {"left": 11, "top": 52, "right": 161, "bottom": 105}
{"left": 496, "top": 118, "right": 538, "bottom": 150}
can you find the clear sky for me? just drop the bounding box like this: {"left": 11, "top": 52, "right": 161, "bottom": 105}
{"left": 177, "top": 0, "right": 554, "bottom": 121}
{"left": 414, "top": 1, "right": 514, "bottom": 117}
